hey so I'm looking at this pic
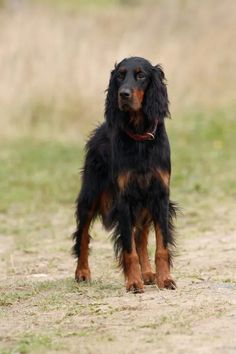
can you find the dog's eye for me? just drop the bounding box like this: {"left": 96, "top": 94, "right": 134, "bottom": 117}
{"left": 136, "top": 72, "right": 145, "bottom": 80}
{"left": 117, "top": 72, "right": 125, "bottom": 81}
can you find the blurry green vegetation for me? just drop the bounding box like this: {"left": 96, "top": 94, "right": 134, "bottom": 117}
{"left": 33, "top": 0, "right": 137, "bottom": 10}
{"left": 169, "top": 107, "right": 236, "bottom": 201}
{"left": 0, "top": 139, "right": 83, "bottom": 214}
{"left": 0, "top": 107, "right": 235, "bottom": 218}
{"left": 11, "top": 334, "right": 57, "bottom": 354}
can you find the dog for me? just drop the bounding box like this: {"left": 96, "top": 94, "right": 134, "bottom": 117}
{"left": 72, "top": 56, "right": 177, "bottom": 293}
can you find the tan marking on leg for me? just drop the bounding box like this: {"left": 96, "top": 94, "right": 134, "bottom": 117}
{"left": 155, "top": 225, "right": 176, "bottom": 289}
{"left": 75, "top": 206, "right": 96, "bottom": 282}
{"left": 154, "top": 169, "right": 170, "bottom": 188}
{"left": 75, "top": 221, "right": 91, "bottom": 282}
{"left": 99, "top": 190, "right": 112, "bottom": 219}
{"left": 135, "top": 225, "right": 155, "bottom": 285}
{"left": 117, "top": 171, "right": 132, "bottom": 192}
{"left": 123, "top": 231, "right": 144, "bottom": 293}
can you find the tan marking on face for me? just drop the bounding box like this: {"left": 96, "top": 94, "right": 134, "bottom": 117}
{"left": 118, "top": 66, "right": 126, "bottom": 73}
{"left": 129, "top": 88, "right": 145, "bottom": 125}
{"left": 132, "top": 88, "right": 144, "bottom": 110}
{"left": 135, "top": 66, "right": 142, "bottom": 73}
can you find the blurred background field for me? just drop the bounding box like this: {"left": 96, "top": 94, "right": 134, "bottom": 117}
{"left": 0, "top": 0, "right": 235, "bottom": 138}
{"left": 0, "top": 1, "right": 236, "bottom": 353}
{"left": 0, "top": 0, "right": 235, "bottom": 214}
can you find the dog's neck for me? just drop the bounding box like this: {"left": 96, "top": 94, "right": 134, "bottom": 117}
{"left": 123, "top": 111, "right": 159, "bottom": 141}
{"left": 128, "top": 111, "right": 145, "bottom": 132}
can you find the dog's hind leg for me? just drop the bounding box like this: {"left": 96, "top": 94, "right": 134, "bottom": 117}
{"left": 152, "top": 196, "right": 176, "bottom": 290}
{"left": 135, "top": 225, "right": 155, "bottom": 285}
{"left": 73, "top": 188, "right": 97, "bottom": 282}
{"left": 154, "top": 224, "right": 176, "bottom": 289}
{"left": 149, "top": 179, "right": 177, "bottom": 289}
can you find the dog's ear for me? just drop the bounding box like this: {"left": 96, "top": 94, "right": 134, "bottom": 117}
{"left": 105, "top": 65, "right": 119, "bottom": 127}
{"left": 143, "top": 65, "right": 170, "bottom": 124}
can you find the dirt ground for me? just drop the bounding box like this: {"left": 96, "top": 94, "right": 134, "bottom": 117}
{"left": 0, "top": 202, "right": 236, "bottom": 354}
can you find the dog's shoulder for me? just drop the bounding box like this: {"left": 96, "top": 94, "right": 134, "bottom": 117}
{"left": 84, "top": 122, "right": 111, "bottom": 168}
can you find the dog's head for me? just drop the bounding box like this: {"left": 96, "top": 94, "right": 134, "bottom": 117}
{"left": 105, "top": 57, "right": 170, "bottom": 128}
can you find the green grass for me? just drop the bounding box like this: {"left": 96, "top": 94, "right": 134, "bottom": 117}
{"left": 0, "top": 278, "right": 123, "bottom": 310}
{"left": 1, "top": 107, "right": 235, "bottom": 214}
{"left": 31, "top": 0, "right": 136, "bottom": 11}
{"left": 169, "top": 107, "right": 236, "bottom": 200}
{"left": 0, "top": 278, "right": 75, "bottom": 307}
{"left": 2, "top": 333, "right": 61, "bottom": 354}
{"left": 0, "top": 107, "right": 235, "bottom": 243}
{"left": 0, "top": 277, "right": 123, "bottom": 353}
{"left": 0, "top": 139, "right": 83, "bottom": 214}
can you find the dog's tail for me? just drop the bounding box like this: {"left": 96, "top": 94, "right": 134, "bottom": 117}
{"left": 168, "top": 200, "right": 180, "bottom": 265}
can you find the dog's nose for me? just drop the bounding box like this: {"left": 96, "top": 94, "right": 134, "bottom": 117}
{"left": 119, "top": 88, "right": 132, "bottom": 99}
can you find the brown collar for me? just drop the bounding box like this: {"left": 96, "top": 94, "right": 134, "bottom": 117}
{"left": 124, "top": 120, "right": 159, "bottom": 141}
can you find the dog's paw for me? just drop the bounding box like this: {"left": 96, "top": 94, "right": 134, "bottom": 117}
{"left": 75, "top": 268, "right": 91, "bottom": 283}
{"left": 142, "top": 271, "right": 156, "bottom": 285}
{"left": 156, "top": 274, "right": 176, "bottom": 290}
{"left": 126, "top": 278, "right": 144, "bottom": 293}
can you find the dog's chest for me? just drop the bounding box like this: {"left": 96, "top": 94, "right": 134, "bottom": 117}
{"left": 117, "top": 170, "right": 156, "bottom": 192}
{"left": 117, "top": 164, "right": 169, "bottom": 194}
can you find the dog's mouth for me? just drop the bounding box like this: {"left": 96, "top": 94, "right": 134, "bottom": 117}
{"left": 119, "top": 102, "right": 131, "bottom": 111}
{"left": 119, "top": 97, "right": 141, "bottom": 113}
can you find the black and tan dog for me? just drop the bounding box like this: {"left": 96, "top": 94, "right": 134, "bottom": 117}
{"left": 73, "top": 57, "right": 177, "bottom": 293}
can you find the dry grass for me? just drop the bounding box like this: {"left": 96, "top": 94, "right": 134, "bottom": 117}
{"left": 0, "top": 0, "right": 235, "bottom": 139}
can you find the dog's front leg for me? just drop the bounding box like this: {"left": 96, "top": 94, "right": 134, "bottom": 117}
{"left": 115, "top": 201, "right": 144, "bottom": 293}
{"left": 123, "top": 230, "right": 144, "bottom": 293}
{"left": 135, "top": 225, "right": 156, "bottom": 285}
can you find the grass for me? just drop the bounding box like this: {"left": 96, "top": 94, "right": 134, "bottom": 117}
{"left": 5, "top": 334, "right": 59, "bottom": 354}
{"left": 170, "top": 107, "right": 236, "bottom": 199}
{"left": 0, "top": 106, "right": 235, "bottom": 226}
{"left": 0, "top": 106, "right": 234, "bottom": 250}
{"left": 33, "top": 0, "right": 130, "bottom": 11}
{"left": 0, "top": 139, "right": 83, "bottom": 214}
